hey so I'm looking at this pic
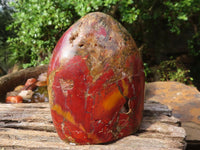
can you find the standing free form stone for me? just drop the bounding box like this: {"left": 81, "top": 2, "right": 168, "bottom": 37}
{"left": 47, "top": 12, "right": 145, "bottom": 144}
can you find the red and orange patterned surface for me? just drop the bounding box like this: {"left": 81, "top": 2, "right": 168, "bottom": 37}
{"left": 48, "top": 12, "right": 145, "bottom": 144}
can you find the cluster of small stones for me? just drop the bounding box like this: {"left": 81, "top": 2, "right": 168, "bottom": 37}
{"left": 6, "top": 72, "right": 48, "bottom": 103}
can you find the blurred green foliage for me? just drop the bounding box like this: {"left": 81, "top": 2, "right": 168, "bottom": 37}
{"left": 157, "top": 58, "right": 193, "bottom": 84}
{"left": 6, "top": 0, "right": 141, "bottom": 68}
{"left": 1, "top": 0, "right": 200, "bottom": 75}
{"left": 0, "top": 0, "right": 13, "bottom": 72}
{"left": 164, "top": 0, "right": 200, "bottom": 56}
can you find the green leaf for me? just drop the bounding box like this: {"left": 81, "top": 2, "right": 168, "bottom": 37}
{"left": 177, "top": 14, "right": 188, "bottom": 21}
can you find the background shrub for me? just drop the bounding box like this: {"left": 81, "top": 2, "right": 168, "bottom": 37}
{"left": 6, "top": 0, "right": 141, "bottom": 68}
{"left": 1, "top": 0, "right": 200, "bottom": 87}
{"left": 0, "top": 0, "right": 13, "bottom": 73}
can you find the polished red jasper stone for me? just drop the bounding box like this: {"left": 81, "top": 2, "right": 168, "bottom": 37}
{"left": 47, "top": 12, "right": 145, "bottom": 144}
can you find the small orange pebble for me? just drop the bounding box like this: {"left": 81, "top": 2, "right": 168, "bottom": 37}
{"left": 6, "top": 96, "right": 23, "bottom": 103}
{"left": 14, "top": 85, "right": 25, "bottom": 91}
{"left": 24, "top": 78, "right": 37, "bottom": 90}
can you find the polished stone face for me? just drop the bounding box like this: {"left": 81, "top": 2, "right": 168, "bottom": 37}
{"left": 47, "top": 12, "right": 145, "bottom": 145}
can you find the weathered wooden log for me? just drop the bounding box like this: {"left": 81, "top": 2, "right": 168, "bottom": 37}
{"left": 0, "top": 101, "right": 186, "bottom": 149}
{"left": 0, "top": 65, "right": 48, "bottom": 102}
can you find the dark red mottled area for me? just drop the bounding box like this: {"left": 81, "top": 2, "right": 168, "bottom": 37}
{"left": 48, "top": 12, "right": 145, "bottom": 144}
